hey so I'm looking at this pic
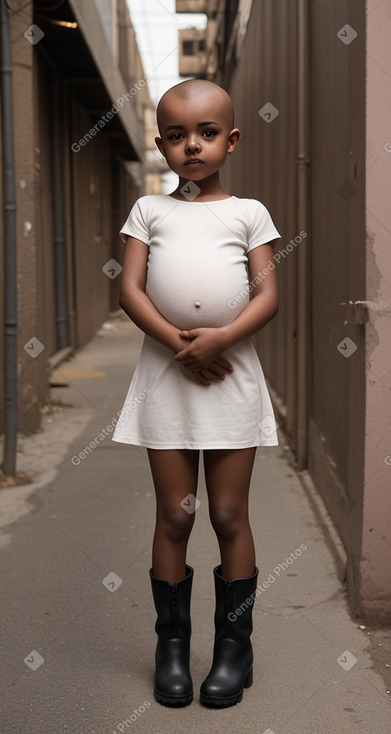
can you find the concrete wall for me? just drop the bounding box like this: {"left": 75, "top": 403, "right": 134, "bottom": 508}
{"left": 361, "top": 0, "right": 391, "bottom": 623}
{"left": 307, "top": 0, "right": 367, "bottom": 617}
{"left": 6, "top": 3, "right": 44, "bottom": 433}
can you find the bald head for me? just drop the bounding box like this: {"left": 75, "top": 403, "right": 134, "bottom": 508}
{"left": 156, "top": 79, "right": 234, "bottom": 134}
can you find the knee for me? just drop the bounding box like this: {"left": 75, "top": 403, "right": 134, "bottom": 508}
{"left": 209, "top": 506, "right": 240, "bottom": 543}
{"left": 160, "top": 508, "right": 195, "bottom": 544}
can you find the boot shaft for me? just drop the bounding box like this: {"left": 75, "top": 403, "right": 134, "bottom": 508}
{"left": 150, "top": 565, "right": 193, "bottom": 640}
{"left": 213, "top": 565, "right": 259, "bottom": 641}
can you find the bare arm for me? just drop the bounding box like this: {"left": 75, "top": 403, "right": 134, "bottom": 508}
{"left": 175, "top": 242, "right": 279, "bottom": 370}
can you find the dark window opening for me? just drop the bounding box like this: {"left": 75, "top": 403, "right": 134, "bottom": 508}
{"left": 183, "top": 40, "right": 194, "bottom": 55}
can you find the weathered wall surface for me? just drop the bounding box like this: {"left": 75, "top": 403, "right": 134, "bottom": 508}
{"left": 360, "top": 0, "right": 391, "bottom": 622}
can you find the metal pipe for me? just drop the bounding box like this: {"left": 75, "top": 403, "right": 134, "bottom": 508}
{"left": 296, "top": 0, "right": 311, "bottom": 469}
{"left": 1, "top": 0, "right": 18, "bottom": 476}
{"left": 51, "top": 68, "right": 69, "bottom": 349}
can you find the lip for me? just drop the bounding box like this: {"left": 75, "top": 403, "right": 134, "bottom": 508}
{"left": 185, "top": 159, "right": 204, "bottom": 165}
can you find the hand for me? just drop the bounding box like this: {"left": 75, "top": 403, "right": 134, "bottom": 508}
{"left": 194, "top": 358, "right": 234, "bottom": 386}
{"left": 174, "top": 327, "right": 230, "bottom": 371}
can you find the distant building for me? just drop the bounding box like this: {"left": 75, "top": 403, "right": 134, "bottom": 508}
{"left": 176, "top": 0, "right": 207, "bottom": 11}
{"left": 178, "top": 27, "right": 207, "bottom": 77}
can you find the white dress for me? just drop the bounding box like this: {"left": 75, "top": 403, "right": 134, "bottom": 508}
{"left": 112, "top": 195, "right": 280, "bottom": 450}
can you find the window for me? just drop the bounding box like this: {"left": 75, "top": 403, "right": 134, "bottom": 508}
{"left": 183, "top": 40, "right": 194, "bottom": 55}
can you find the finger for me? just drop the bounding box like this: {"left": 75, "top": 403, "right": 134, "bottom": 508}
{"left": 194, "top": 370, "right": 210, "bottom": 386}
{"left": 213, "top": 357, "right": 234, "bottom": 372}
{"left": 199, "top": 369, "right": 221, "bottom": 382}
{"left": 174, "top": 348, "right": 190, "bottom": 361}
{"left": 206, "top": 364, "right": 227, "bottom": 378}
{"left": 179, "top": 329, "right": 199, "bottom": 338}
{"left": 208, "top": 360, "right": 233, "bottom": 376}
{"left": 182, "top": 361, "right": 201, "bottom": 372}
{"left": 180, "top": 356, "right": 201, "bottom": 369}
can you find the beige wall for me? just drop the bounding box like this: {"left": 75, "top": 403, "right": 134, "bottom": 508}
{"left": 361, "top": 0, "right": 391, "bottom": 622}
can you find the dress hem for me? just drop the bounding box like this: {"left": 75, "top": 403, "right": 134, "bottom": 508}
{"left": 112, "top": 436, "right": 278, "bottom": 449}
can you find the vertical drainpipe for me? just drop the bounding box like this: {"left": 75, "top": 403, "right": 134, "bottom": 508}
{"left": 296, "top": 0, "right": 311, "bottom": 470}
{"left": 51, "top": 69, "right": 69, "bottom": 349}
{"left": 1, "top": 0, "right": 18, "bottom": 476}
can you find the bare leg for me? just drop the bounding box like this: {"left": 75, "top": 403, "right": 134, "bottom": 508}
{"left": 147, "top": 448, "right": 199, "bottom": 583}
{"left": 204, "top": 447, "right": 256, "bottom": 580}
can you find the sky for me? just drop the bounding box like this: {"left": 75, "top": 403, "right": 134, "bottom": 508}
{"left": 126, "top": 0, "right": 206, "bottom": 104}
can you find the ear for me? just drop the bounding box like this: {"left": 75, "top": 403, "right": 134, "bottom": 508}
{"left": 227, "top": 128, "right": 240, "bottom": 154}
{"left": 155, "top": 136, "right": 165, "bottom": 157}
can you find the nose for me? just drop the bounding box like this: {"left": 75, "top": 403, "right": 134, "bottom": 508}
{"left": 186, "top": 136, "right": 201, "bottom": 153}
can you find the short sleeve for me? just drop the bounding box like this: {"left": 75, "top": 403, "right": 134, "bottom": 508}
{"left": 246, "top": 200, "right": 281, "bottom": 253}
{"left": 119, "top": 198, "right": 150, "bottom": 245}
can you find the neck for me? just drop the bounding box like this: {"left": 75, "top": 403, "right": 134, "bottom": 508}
{"left": 171, "top": 172, "right": 230, "bottom": 201}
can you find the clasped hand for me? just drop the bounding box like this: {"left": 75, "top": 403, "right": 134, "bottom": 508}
{"left": 174, "top": 327, "right": 233, "bottom": 386}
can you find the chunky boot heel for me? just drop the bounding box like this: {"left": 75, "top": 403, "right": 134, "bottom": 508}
{"left": 200, "top": 565, "right": 258, "bottom": 708}
{"left": 150, "top": 565, "right": 193, "bottom": 706}
{"left": 244, "top": 666, "right": 253, "bottom": 688}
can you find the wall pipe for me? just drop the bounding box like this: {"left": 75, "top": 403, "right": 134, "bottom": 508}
{"left": 1, "top": 0, "right": 18, "bottom": 476}
{"left": 296, "top": 0, "right": 311, "bottom": 470}
{"left": 51, "top": 68, "right": 69, "bottom": 349}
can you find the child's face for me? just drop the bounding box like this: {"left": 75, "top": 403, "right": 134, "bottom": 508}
{"left": 155, "top": 91, "right": 239, "bottom": 182}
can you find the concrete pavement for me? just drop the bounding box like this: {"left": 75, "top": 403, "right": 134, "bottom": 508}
{"left": 0, "top": 312, "right": 390, "bottom": 734}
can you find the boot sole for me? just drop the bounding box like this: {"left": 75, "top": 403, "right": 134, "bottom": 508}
{"left": 199, "top": 666, "right": 253, "bottom": 708}
{"left": 154, "top": 687, "right": 193, "bottom": 707}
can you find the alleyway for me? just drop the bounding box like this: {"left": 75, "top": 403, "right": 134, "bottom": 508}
{"left": 0, "top": 313, "right": 389, "bottom": 734}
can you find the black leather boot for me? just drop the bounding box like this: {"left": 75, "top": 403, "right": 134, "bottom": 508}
{"left": 200, "top": 564, "right": 259, "bottom": 707}
{"left": 149, "top": 565, "right": 193, "bottom": 706}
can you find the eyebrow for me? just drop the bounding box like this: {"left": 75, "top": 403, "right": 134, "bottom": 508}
{"left": 164, "top": 121, "right": 220, "bottom": 131}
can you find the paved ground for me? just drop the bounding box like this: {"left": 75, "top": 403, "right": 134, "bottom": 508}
{"left": 0, "top": 312, "right": 390, "bottom": 734}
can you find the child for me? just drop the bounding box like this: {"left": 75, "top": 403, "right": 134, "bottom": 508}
{"left": 112, "top": 79, "right": 280, "bottom": 708}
